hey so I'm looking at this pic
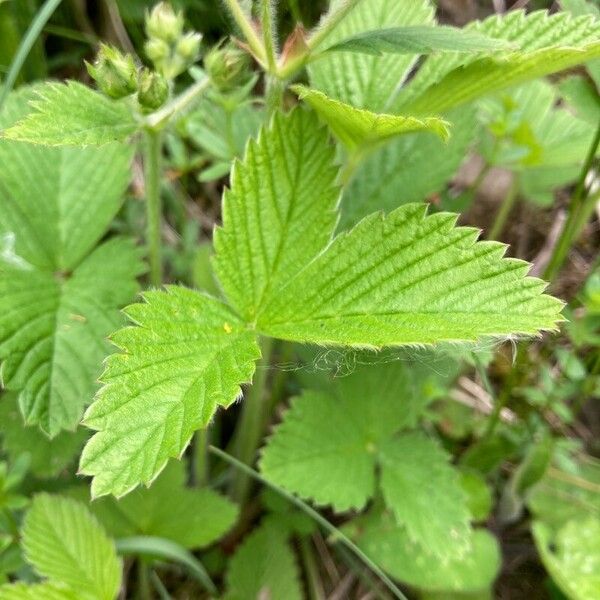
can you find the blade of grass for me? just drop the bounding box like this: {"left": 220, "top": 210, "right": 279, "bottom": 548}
{"left": 208, "top": 445, "right": 409, "bottom": 600}
{"left": 0, "top": 0, "right": 63, "bottom": 109}
{"left": 115, "top": 536, "right": 218, "bottom": 596}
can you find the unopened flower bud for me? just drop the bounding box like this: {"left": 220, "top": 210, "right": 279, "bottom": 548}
{"left": 176, "top": 32, "right": 202, "bottom": 63}
{"left": 145, "top": 2, "right": 184, "bottom": 43}
{"left": 204, "top": 43, "right": 249, "bottom": 93}
{"left": 145, "top": 37, "right": 171, "bottom": 65}
{"left": 86, "top": 44, "right": 137, "bottom": 99}
{"left": 137, "top": 68, "right": 169, "bottom": 110}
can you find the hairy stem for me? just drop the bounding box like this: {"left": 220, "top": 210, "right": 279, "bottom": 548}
{"left": 544, "top": 119, "right": 600, "bottom": 281}
{"left": 144, "top": 129, "right": 163, "bottom": 287}
{"left": 222, "top": 0, "right": 266, "bottom": 64}
{"left": 487, "top": 178, "right": 519, "bottom": 240}
{"left": 230, "top": 336, "right": 273, "bottom": 504}
{"left": 261, "top": 0, "right": 278, "bottom": 73}
{"left": 307, "top": 0, "right": 364, "bottom": 51}
{"left": 265, "top": 74, "right": 285, "bottom": 116}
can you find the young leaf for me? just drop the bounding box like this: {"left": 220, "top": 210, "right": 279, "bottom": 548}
{"left": 308, "top": 0, "right": 435, "bottom": 111}
{"left": 340, "top": 106, "right": 479, "bottom": 229}
{"left": 2, "top": 81, "right": 138, "bottom": 146}
{"left": 74, "top": 461, "right": 238, "bottom": 549}
{"left": 325, "top": 25, "right": 510, "bottom": 55}
{"left": 257, "top": 203, "right": 563, "bottom": 346}
{"left": 341, "top": 106, "right": 478, "bottom": 227}
{"left": 225, "top": 521, "right": 303, "bottom": 600}
{"left": 79, "top": 287, "right": 260, "bottom": 498}
{"left": 213, "top": 109, "right": 340, "bottom": 322}
{"left": 0, "top": 395, "right": 87, "bottom": 478}
{"left": 533, "top": 518, "right": 600, "bottom": 600}
{"left": 292, "top": 85, "right": 449, "bottom": 153}
{"left": 22, "top": 494, "right": 121, "bottom": 600}
{"left": 395, "top": 10, "right": 600, "bottom": 115}
{"left": 0, "top": 584, "right": 80, "bottom": 600}
{"left": 349, "top": 509, "right": 501, "bottom": 593}
{"left": 379, "top": 433, "right": 471, "bottom": 557}
{"left": 261, "top": 361, "right": 468, "bottom": 555}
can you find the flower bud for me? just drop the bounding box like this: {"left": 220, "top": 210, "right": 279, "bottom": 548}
{"left": 86, "top": 44, "right": 137, "bottom": 99}
{"left": 145, "top": 37, "right": 171, "bottom": 65}
{"left": 137, "top": 68, "right": 169, "bottom": 110}
{"left": 176, "top": 32, "right": 202, "bottom": 63}
{"left": 204, "top": 43, "right": 250, "bottom": 93}
{"left": 145, "top": 2, "right": 184, "bottom": 43}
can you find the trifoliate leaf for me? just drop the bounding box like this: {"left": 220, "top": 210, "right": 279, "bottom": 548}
{"left": 79, "top": 287, "right": 260, "bottom": 498}
{"left": 257, "top": 203, "right": 563, "bottom": 346}
{"left": 0, "top": 238, "right": 143, "bottom": 435}
{"left": 325, "top": 25, "right": 510, "bottom": 55}
{"left": 308, "top": 0, "right": 435, "bottom": 111}
{"left": 533, "top": 518, "right": 600, "bottom": 600}
{"left": 225, "top": 521, "right": 303, "bottom": 600}
{"left": 0, "top": 584, "right": 79, "bottom": 600}
{"left": 349, "top": 510, "right": 501, "bottom": 593}
{"left": 22, "top": 494, "right": 121, "bottom": 600}
{"left": 395, "top": 10, "right": 600, "bottom": 115}
{"left": 292, "top": 85, "right": 449, "bottom": 152}
{"left": 0, "top": 86, "right": 142, "bottom": 436}
{"left": 0, "top": 395, "right": 87, "bottom": 478}
{"left": 74, "top": 461, "right": 238, "bottom": 549}
{"left": 2, "top": 82, "right": 138, "bottom": 146}
{"left": 261, "top": 360, "right": 465, "bottom": 540}
{"left": 340, "top": 106, "right": 479, "bottom": 229}
{"left": 379, "top": 433, "right": 471, "bottom": 557}
{"left": 213, "top": 109, "right": 339, "bottom": 322}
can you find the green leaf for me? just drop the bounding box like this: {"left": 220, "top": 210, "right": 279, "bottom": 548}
{"left": 79, "top": 287, "right": 260, "bottom": 498}
{"left": 22, "top": 494, "right": 121, "bottom": 600}
{"left": 325, "top": 25, "right": 510, "bottom": 55}
{"left": 0, "top": 584, "right": 79, "bottom": 600}
{"left": 533, "top": 518, "right": 600, "bottom": 600}
{"left": 559, "top": 75, "right": 600, "bottom": 125}
{"left": 0, "top": 238, "right": 143, "bottom": 435}
{"left": 75, "top": 461, "right": 238, "bottom": 549}
{"left": 261, "top": 360, "right": 468, "bottom": 555}
{"left": 0, "top": 395, "right": 87, "bottom": 478}
{"left": 339, "top": 105, "right": 479, "bottom": 229}
{"left": 260, "top": 390, "right": 379, "bottom": 512}
{"left": 2, "top": 81, "right": 138, "bottom": 146}
{"left": 379, "top": 432, "right": 471, "bottom": 557}
{"left": 292, "top": 85, "right": 449, "bottom": 152}
{"left": 395, "top": 10, "right": 600, "bottom": 115}
{"left": 308, "top": 0, "right": 435, "bottom": 111}
{"left": 349, "top": 510, "right": 501, "bottom": 593}
{"left": 257, "top": 203, "right": 563, "bottom": 346}
{"left": 225, "top": 521, "right": 303, "bottom": 600}
{"left": 0, "top": 85, "right": 135, "bottom": 272}
{"left": 213, "top": 109, "right": 339, "bottom": 322}
{"left": 0, "top": 86, "right": 143, "bottom": 436}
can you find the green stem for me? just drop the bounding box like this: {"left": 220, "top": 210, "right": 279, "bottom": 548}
{"left": 0, "top": 0, "right": 62, "bottom": 108}
{"left": 209, "top": 445, "right": 409, "bottom": 600}
{"left": 222, "top": 0, "right": 266, "bottom": 64}
{"left": 261, "top": 0, "right": 278, "bottom": 73}
{"left": 193, "top": 429, "right": 209, "bottom": 486}
{"left": 265, "top": 74, "right": 285, "bottom": 117}
{"left": 137, "top": 560, "right": 152, "bottom": 600}
{"left": 307, "top": 0, "right": 364, "bottom": 51}
{"left": 144, "top": 129, "right": 163, "bottom": 287}
{"left": 544, "top": 120, "right": 600, "bottom": 281}
{"left": 230, "top": 337, "right": 274, "bottom": 503}
{"left": 487, "top": 178, "right": 519, "bottom": 240}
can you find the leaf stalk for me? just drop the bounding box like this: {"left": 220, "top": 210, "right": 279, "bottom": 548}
{"left": 143, "top": 129, "right": 163, "bottom": 286}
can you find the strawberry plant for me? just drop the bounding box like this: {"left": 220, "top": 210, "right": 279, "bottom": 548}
{"left": 0, "top": 0, "right": 599, "bottom": 598}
